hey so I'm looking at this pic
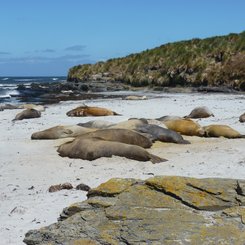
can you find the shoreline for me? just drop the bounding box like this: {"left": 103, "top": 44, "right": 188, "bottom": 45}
{"left": 0, "top": 92, "right": 245, "bottom": 244}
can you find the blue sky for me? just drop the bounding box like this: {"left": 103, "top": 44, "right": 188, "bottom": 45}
{"left": 0, "top": 0, "right": 244, "bottom": 76}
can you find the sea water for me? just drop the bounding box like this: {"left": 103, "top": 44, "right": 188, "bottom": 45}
{"left": 0, "top": 76, "right": 66, "bottom": 103}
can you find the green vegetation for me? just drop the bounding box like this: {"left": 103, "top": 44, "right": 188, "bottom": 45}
{"left": 68, "top": 31, "right": 245, "bottom": 91}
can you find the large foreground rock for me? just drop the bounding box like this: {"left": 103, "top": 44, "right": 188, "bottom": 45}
{"left": 24, "top": 176, "right": 245, "bottom": 244}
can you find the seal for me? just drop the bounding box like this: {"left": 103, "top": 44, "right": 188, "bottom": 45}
{"left": 124, "top": 95, "right": 148, "bottom": 100}
{"left": 57, "top": 137, "right": 166, "bottom": 163}
{"left": 66, "top": 105, "right": 121, "bottom": 117}
{"left": 31, "top": 125, "right": 96, "bottom": 139}
{"left": 239, "top": 113, "right": 245, "bottom": 123}
{"left": 163, "top": 119, "right": 205, "bottom": 137}
{"left": 77, "top": 120, "right": 115, "bottom": 129}
{"left": 81, "top": 128, "right": 152, "bottom": 148}
{"left": 0, "top": 104, "right": 20, "bottom": 111}
{"left": 19, "top": 104, "right": 46, "bottom": 112}
{"left": 135, "top": 124, "right": 190, "bottom": 144}
{"left": 13, "top": 109, "right": 41, "bottom": 121}
{"left": 109, "top": 118, "right": 148, "bottom": 130}
{"left": 156, "top": 115, "right": 183, "bottom": 122}
{"left": 203, "top": 125, "right": 245, "bottom": 138}
{"left": 185, "top": 106, "right": 214, "bottom": 119}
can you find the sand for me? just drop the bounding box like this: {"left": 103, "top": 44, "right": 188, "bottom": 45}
{"left": 0, "top": 92, "right": 245, "bottom": 244}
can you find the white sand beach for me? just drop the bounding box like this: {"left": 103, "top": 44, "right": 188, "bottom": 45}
{"left": 0, "top": 92, "right": 245, "bottom": 244}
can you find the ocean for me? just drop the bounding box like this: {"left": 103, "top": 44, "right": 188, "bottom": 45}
{"left": 0, "top": 76, "right": 66, "bottom": 103}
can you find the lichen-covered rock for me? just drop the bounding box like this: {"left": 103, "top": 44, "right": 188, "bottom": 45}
{"left": 24, "top": 176, "right": 245, "bottom": 245}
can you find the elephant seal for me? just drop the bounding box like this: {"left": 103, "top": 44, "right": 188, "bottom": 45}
{"left": 81, "top": 128, "right": 152, "bottom": 148}
{"left": 66, "top": 105, "right": 121, "bottom": 117}
{"left": 203, "top": 125, "right": 245, "bottom": 138}
{"left": 19, "top": 104, "right": 46, "bottom": 112}
{"left": 31, "top": 125, "right": 97, "bottom": 139}
{"left": 77, "top": 120, "right": 115, "bottom": 129}
{"left": 124, "top": 95, "right": 148, "bottom": 100}
{"left": 135, "top": 124, "right": 190, "bottom": 144}
{"left": 156, "top": 115, "right": 183, "bottom": 122}
{"left": 164, "top": 119, "right": 205, "bottom": 137}
{"left": 185, "top": 106, "right": 214, "bottom": 119}
{"left": 109, "top": 118, "right": 148, "bottom": 130}
{"left": 239, "top": 113, "right": 245, "bottom": 123}
{"left": 57, "top": 137, "right": 166, "bottom": 163}
{"left": 0, "top": 104, "right": 20, "bottom": 111}
{"left": 13, "top": 109, "right": 41, "bottom": 121}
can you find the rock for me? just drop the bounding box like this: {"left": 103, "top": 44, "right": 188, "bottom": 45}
{"left": 75, "top": 183, "right": 91, "bottom": 192}
{"left": 24, "top": 176, "right": 245, "bottom": 244}
{"left": 48, "top": 183, "right": 73, "bottom": 193}
{"left": 239, "top": 113, "right": 245, "bottom": 123}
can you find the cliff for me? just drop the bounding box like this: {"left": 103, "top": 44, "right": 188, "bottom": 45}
{"left": 68, "top": 31, "right": 245, "bottom": 91}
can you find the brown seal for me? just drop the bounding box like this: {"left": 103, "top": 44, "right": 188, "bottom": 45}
{"left": 66, "top": 105, "right": 121, "bottom": 117}
{"left": 163, "top": 119, "right": 205, "bottom": 137}
{"left": 81, "top": 128, "right": 152, "bottom": 148}
{"left": 185, "top": 106, "right": 214, "bottom": 119}
{"left": 203, "top": 125, "right": 245, "bottom": 138}
{"left": 239, "top": 113, "right": 245, "bottom": 123}
{"left": 31, "top": 125, "right": 96, "bottom": 139}
{"left": 13, "top": 109, "right": 41, "bottom": 121}
{"left": 57, "top": 137, "right": 166, "bottom": 163}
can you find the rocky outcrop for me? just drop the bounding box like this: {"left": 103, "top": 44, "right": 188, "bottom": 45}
{"left": 68, "top": 31, "right": 245, "bottom": 91}
{"left": 24, "top": 176, "right": 245, "bottom": 244}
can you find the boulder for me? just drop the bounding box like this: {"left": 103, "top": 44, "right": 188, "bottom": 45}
{"left": 24, "top": 176, "right": 245, "bottom": 244}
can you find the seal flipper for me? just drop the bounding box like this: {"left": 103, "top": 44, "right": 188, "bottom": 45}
{"left": 148, "top": 153, "right": 167, "bottom": 164}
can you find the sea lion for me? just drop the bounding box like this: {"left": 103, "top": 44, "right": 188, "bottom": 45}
{"left": 146, "top": 119, "right": 167, "bottom": 128}
{"left": 109, "top": 118, "right": 148, "bottom": 130}
{"left": 124, "top": 95, "right": 148, "bottom": 100}
{"left": 185, "top": 106, "right": 214, "bottom": 119}
{"left": 31, "top": 125, "right": 96, "bottom": 139}
{"left": 66, "top": 105, "right": 121, "bottom": 117}
{"left": 13, "top": 109, "right": 41, "bottom": 121}
{"left": 239, "top": 113, "right": 245, "bottom": 123}
{"left": 135, "top": 124, "right": 190, "bottom": 144}
{"left": 203, "top": 125, "right": 245, "bottom": 138}
{"left": 163, "top": 119, "right": 205, "bottom": 137}
{"left": 77, "top": 120, "right": 115, "bottom": 129}
{"left": 81, "top": 128, "right": 152, "bottom": 148}
{"left": 156, "top": 115, "right": 183, "bottom": 122}
{"left": 57, "top": 137, "right": 166, "bottom": 163}
{"left": 19, "top": 104, "right": 46, "bottom": 112}
{"left": 0, "top": 104, "right": 20, "bottom": 111}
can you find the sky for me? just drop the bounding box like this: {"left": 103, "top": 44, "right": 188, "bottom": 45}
{"left": 0, "top": 0, "right": 244, "bottom": 76}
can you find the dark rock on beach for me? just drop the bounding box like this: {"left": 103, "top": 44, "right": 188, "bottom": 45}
{"left": 24, "top": 176, "right": 245, "bottom": 244}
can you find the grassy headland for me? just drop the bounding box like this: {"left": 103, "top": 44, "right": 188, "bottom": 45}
{"left": 68, "top": 31, "right": 245, "bottom": 91}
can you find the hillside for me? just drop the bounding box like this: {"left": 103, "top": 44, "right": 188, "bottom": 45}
{"left": 68, "top": 31, "right": 245, "bottom": 91}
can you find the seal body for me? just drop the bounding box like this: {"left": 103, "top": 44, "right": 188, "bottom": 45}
{"left": 31, "top": 125, "right": 96, "bottom": 139}
{"left": 156, "top": 115, "right": 183, "bottom": 122}
{"left": 239, "top": 113, "right": 245, "bottom": 123}
{"left": 81, "top": 128, "right": 152, "bottom": 148}
{"left": 164, "top": 119, "right": 205, "bottom": 137}
{"left": 66, "top": 106, "right": 120, "bottom": 117}
{"left": 203, "top": 125, "right": 245, "bottom": 138}
{"left": 57, "top": 137, "right": 166, "bottom": 163}
{"left": 109, "top": 119, "right": 148, "bottom": 130}
{"left": 19, "top": 104, "right": 46, "bottom": 112}
{"left": 13, "top": 109, "right": 41, "bottom": 121}
{"left": 135, "top": 124, "right": 190, "bottom": 144}
{"left": 124, "top": 95, "right": 147, "bottom": 100}
{"left": 77, "top": 120, "right": 115, "bottom": 129}
{"left": 185, "top": 106, "right": 214, "bottom": 119}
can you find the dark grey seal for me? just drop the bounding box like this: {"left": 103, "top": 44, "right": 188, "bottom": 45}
{"left": 135, "top": 124, "right": 190, "bottom": 144}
